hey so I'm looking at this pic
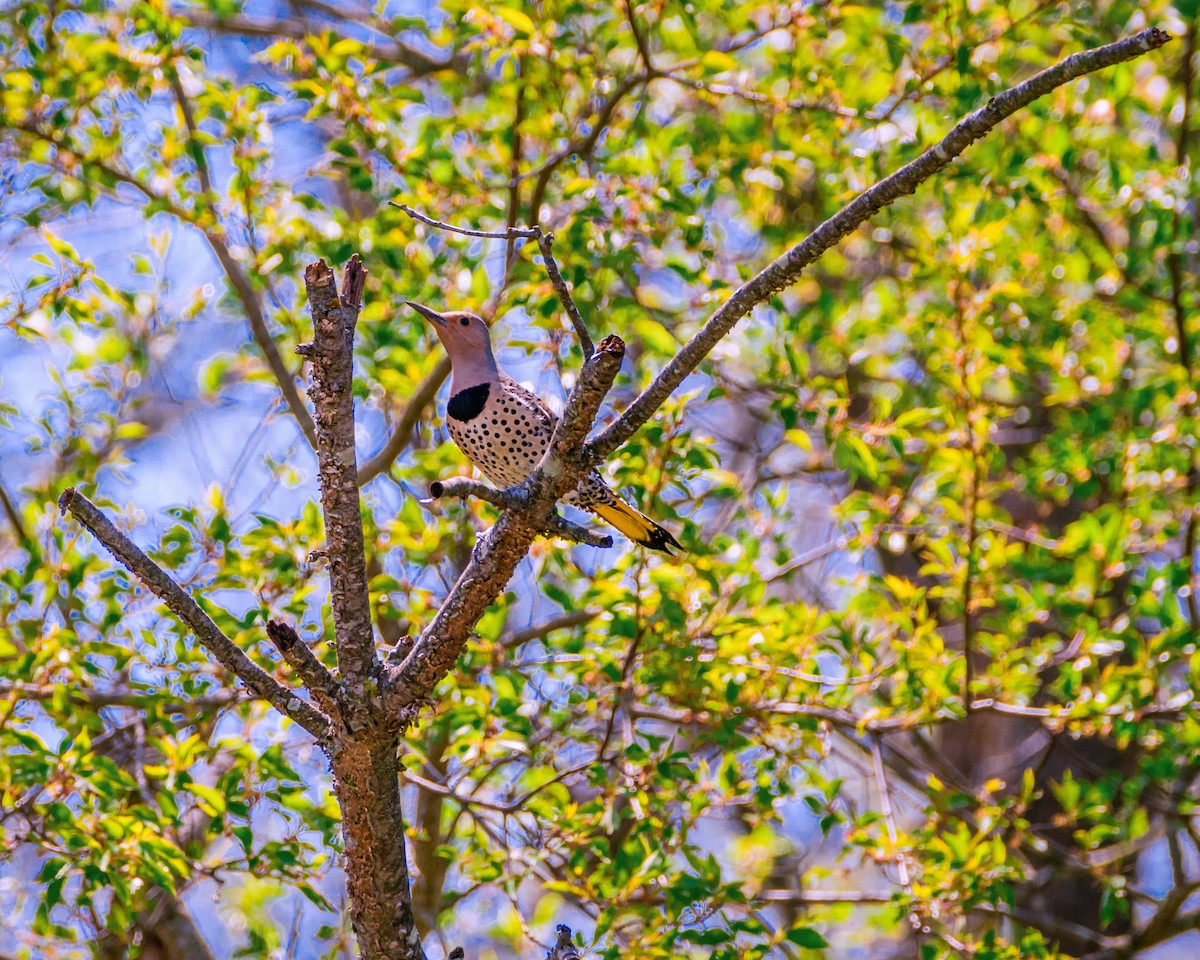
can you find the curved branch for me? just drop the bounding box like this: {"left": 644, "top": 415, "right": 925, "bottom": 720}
{"left": 585, "top": 27, "right": 1173, "bottom": 462}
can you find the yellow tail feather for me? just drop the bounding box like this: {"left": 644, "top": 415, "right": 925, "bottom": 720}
{"left": 591, "top": 500, "right": 682, "bottom": 554}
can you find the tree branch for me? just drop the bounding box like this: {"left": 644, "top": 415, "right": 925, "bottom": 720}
{"left": 265, "top": 619, "right": 342, "bottom": 714}
{"left": 302, "top": 257, "right": 379, "bottom": 696}
{"left": 428, "top": 477, "right": 614, "bottom": 547}
{"left": 301, "top": 259, "right": 425, "bottom": 960}
{"left": 500, "top": 608, "right": 599, "bottom": 649}
{"left": 0, "top": 474, "right": 30, "bottom": 545}
{"left": 585, "top": 27, "right": 1173, "bottom": 462}
{"left": 384, "top": 336, "right": 626, "bottom": 708}
{"left": 545, "top": 512, "right": 613, "bottom": 548}
{"left": 390, "top": 203, "right": 594, "bottom": 354}
{"left": 388, "top": 201, "right": 540, "bottom": 239}
{"left": 428, "top": 476, "right": 524, "bottom": 509}
{"left": 56, "top": 488, "right": 331, "bottom": 740}
{"left": 536, "top": 231, "right": 593, "bottom": 355}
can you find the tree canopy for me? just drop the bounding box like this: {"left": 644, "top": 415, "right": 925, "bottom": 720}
{"left": 0, "top": 2, "right": 1197, "bottom": 959}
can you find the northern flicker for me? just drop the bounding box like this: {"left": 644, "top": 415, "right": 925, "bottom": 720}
{"left": 408, "top": 301, "right": 682, "bottom": 553}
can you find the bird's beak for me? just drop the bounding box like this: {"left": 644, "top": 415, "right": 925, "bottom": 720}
{"left": 406, "top": 301, "right": 446, "bottom": 327}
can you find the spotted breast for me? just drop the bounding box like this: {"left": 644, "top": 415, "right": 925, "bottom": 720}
{"left": 445, "top": 375, "right": 556, "bottom": 489}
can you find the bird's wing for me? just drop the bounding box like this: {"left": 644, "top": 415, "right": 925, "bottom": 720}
{"left": 499, "top": 374, "right": 559, "bottom": 434}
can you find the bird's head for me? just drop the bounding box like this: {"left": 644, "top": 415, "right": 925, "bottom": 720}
{"left": 407, "top": 301, "right": 497, "bottom": 378}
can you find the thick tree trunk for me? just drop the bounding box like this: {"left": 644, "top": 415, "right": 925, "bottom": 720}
{"left": 331, "top": 736, "right": 422, "bottom": 960}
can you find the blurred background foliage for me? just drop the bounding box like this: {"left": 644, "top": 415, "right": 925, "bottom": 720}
{"left": 1, "top": 0, "right": 1198, "bottom": 958}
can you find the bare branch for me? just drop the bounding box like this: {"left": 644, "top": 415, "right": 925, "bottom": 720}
{"left": 586, "top": 27, "right": 1173, "bottom": 462}
{"left": 389, "top": 201, "right": 540, "bottom": 239}
{"left": 56, "top": 487, "right": 331, "bottom": 740}
{"left": 545, "top": 512, "right": 613, "bottom": 548}
{"left": 871, "top": 735, "right": 914, "bottom": 913}
{"left": 389, "top": 204, "right": 594, "bottom": 355}
{"left": 265, "top": 619, "right": 342, "bottom": 713}
{"left": 303, "top": 257, "right": 379, "bottom": 694}
{"left": 536, "top": 232, "right": 593, "bottom": 355}
{"left": 500, "top": 609, "right": 599, "bottom": 649}
{"left": 428, "top": 476, "right": 523, "bottom": 510}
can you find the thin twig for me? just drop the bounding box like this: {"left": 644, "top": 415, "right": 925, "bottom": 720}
{"left": 391, "top": 204, "right": 595, "bottom": 356}
{"left": 871, "top": 735, "right": 912, "bottom": 893}
{"left": 624, "top": 0, "right": 654, "bottom": 72}
{"left": 389, "top": 201, "right": 540, "bottom": 240}
{"left": 168, "top": 67, "right": 214, "bottom": 200}
{"left": 535, "top": 232, "right": 593, "bottom": 355}
{"left": 765, "top": 535, "right": 852, "bottom": 584}
{"left": 662, "top": 73, "right": 859, "bottom": 117}
{"left": 56, "top": 488, "right": 331, "bottom": 739}
{"left": 0, "top": 475, "right": 30, "bottom": 544}
{"left": 500, "top": 609, "right": 599, "bottom": 649}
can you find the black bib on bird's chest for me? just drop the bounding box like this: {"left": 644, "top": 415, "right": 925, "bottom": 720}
{"left": 447, "top": 383, "right": 490, "bottom": 422}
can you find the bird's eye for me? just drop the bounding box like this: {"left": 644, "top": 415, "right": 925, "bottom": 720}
{"left": 459, "top": 317, "right": 470, "bottom": 327}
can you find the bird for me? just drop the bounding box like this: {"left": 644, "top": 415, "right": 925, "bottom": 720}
{"left": 408, "top": 301, "right": 682, "bottom": 553}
